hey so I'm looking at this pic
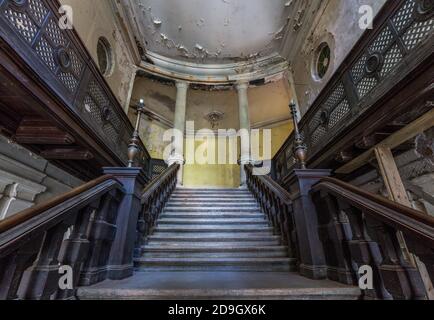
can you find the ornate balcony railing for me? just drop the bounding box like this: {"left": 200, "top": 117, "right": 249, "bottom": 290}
{"left": 0, "top": 0, "right": 149, "bottom": 171}
{"left": 273, "top": 0, "right": 433, "bottom": 182}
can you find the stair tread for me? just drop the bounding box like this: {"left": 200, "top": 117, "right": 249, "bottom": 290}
{"left": 144, "top": 246, "right": 286, "bottom": 251}
{"left": 136, "top": 257, "right": 293, "bottom": 262}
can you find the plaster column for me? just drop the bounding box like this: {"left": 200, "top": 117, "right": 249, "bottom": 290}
{"left": 236, "top": 82, "right": 251, "bottom": 186}
{"left": 167, "top": 81, "right": 189, "bottom": 185}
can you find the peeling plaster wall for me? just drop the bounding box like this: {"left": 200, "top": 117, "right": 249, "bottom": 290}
{"left": 60, "top": 0, "right": 138, "bottom": 112}
{"left": 131, "top": 77, "right": 293, "bottom": 187}
{"left": 130, "top": 0, "right": 292, "bottom": 63}
{"left": 286, "top": 0, "right": 387, "bottom": 115}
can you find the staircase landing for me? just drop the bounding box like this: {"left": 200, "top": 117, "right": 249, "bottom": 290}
{"left": 76, "top": 271, "right": 361, "bottom": 300}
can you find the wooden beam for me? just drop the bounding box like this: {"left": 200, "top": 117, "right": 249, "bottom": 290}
{"left": 374, "top": 146, "right": 412, "bottom": 207}
{"left": 15, "top": 119, "right": 75, "bottom": 145}
{"left": 336, "top": 109, "right": 434, "bottom": 174}
{"left": 40, "top": 148, "right": 94, "bottom": 160}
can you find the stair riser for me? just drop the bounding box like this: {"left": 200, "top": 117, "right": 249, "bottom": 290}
{"left": 166, "top": 205, "right": 259, "bottom": 209}
{"left": 145, "top": 242, "right": 282, "bottom": 248}
{"left": 158, "top": 220, "right": 268, "bottom": 225}
{"left": 150, "top": 233, "right": 279, "bottom": 240}
{"left": 160, "top": 214, "right": 265, "bottom": 219}
{"left": 135, "top": 266, "right": 294, "bottom": 272}
{"left": 164, "top": 208, "right": 262, "bottom": 213}
{"left": 155, "top": 228, "right": 273, "bottom": 233}
{"left": 142, "top": 252, "right": 288, "bottom": 258}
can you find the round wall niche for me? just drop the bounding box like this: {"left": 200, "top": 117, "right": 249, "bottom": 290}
{"left": 97, "top": 37, "right": 115, "bottom": 77}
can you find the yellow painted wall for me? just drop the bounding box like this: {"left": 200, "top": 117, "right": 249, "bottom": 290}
{"left": 183, "top": 137, "right": 240, "bottom": 188}
{"left": 182, "top": 123, "right": 293, "bottom": 188}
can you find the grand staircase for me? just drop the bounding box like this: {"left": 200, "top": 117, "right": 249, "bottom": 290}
{"left": 135, "top": 188, "right": 296, "bottom": 272}
{"left": 76, "top": 187, "right": 361, "bottom": 300}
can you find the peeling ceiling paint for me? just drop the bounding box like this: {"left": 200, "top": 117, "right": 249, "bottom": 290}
{"left": 131, "top": 0, "right": 293, "bottom": 63}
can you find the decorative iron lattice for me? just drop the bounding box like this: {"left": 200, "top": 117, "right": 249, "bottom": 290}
{"left": 273, "top": 0, "right": 434, "bottom": 180}
{"left": 2, "top": 0, "right": 83, "bottom": 93}
{"left": 0, "top": 0, "right": 150, "bottom": 168}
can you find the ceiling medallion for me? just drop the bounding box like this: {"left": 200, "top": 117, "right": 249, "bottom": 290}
{"left": 205, "top": 111, "right": 225, "bottom": 129}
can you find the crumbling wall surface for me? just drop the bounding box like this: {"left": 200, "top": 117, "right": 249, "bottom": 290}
{"left": 286, "top": 0, "right": 386, "bottom": 115}
{"left": 60, "top": 0, "right": 138, "bottom": 113}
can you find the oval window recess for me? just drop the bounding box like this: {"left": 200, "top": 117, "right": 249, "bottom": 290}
{"left": 313, "top": 42, "right": 331, "bottom": 81}
{"left": 97, "top": 37, "right": 114, "bottom": 77}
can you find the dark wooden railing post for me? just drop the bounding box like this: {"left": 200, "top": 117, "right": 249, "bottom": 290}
{"left": 102, "top": 167, "right": 149, "bottom": 280}
{"left": 19, "top": 221, "right": 73, "bottom": 299}
{"left": 0, "top": 238, "right": 43, "bottom": 300}
{"left": 244, "top": 165, "right": 297, "bottom": 266}
{"left": 284, "top": 169, "right": 331, "bottom": 279}
{"left": 311, "top": 177, "right": 433, "bottom": 299}
{"left": 56, "top": 202, "right": 100, "bottom": 299}
{"left": 136, "top": 164, "right": 179, "bottom": 253}
{"left": 0, "top": 175, "right": 125, "bottom": 300}
{"left": 79, "top": 190, "right": 122, "bottom": 286}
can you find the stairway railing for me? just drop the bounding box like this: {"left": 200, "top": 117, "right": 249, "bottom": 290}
{"left": 137, "top": 164, "right": 180, "bottom": 251}
{"left": 245, "top": 165, "right": 298, "bottom": 259}
{"left": 311, "top": 177, "right": 433, "bottom": 300}
{"left": 0, "top": 175, "right": 125, "bottom": 300}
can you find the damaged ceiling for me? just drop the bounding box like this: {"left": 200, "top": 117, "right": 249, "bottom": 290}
{"left": 125, "top": 0, "right": 294, "bottom": 64}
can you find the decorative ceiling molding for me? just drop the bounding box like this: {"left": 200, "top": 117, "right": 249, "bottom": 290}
{"left": 139, "top": 51, "right": 289, "bottom": 85}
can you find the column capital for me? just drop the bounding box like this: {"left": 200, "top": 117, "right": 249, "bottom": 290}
{"left": 235, "top": 81, "right": 249, "bottom": 91}
{"left": 175, "top": 81, "right": 189, "bottom": 90}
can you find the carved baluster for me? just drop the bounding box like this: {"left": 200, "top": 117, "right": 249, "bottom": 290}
{"left": 0, "top": 238, "right": 43, "bottom": 300}
{"left": 314, "top": 192, "right": 355, "bottom": 284}
{"left": 56, "top": 202, "right": 99, "bottom": 299}
{"left": 79, "top": 191, "right": 120, "bottom": 286}
{"left": 19, "top": 220, "right": 73, "bottom": 300}
{"left": 338, "top": 201, "right": 391, "bottom": 300}
{"left": 366, "top": 218, "right": 425, "bottom": 300}
{"left": 405, "top": 237, "right": 434, "bottom": 287}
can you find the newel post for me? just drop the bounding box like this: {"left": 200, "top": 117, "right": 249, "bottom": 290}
{"left": 285, "top": 169, "right": 331, "bottom": 279}
{"left": 284, "top": 101, "right": 331, "bottom": 279}
{"left": 102, "top": 167, "right": 149, "bottom": 280}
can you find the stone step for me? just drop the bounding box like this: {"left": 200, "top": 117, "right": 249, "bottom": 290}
{"left": 175, "top": 188, "right": 249, "bottom": 192}
{"left": 164, "top": 207, "right": 263, "bottom": 213}
{"left": 142, "top": 246, "right": 288, "bottom": 258}
{"left": 166, "top": 204, "right": 259, "bottom": 209}
{"left": 158, "top": 218, "right": 268, "bottom": 225}
{"left": 154, "top": 225, "right": 273, "bottom": 233}
{"left": 171, "top": 195, "right": 255, "bottom": 200}
{"left": 144, "top": 241, "right": 282, "bottom": 248}
{"left": 134, "top": 257, "right": 296, "bottom": 272}
{"left": 172, "top": 192, "right": 251, "bottom": 196}
{"left": 148, "top": 241, "right": 282, "bottom": 247}
{"left": 167, "top": 200, "right": 258, "bottom": 205}
{"left": 160, "top": 213, "right": 265, "bottom": 219}
{"left": 76, "top": 272, "right": 361, "bottom": 300}
{"left": 148, "top": 233, "right": 281, "bottom": 242}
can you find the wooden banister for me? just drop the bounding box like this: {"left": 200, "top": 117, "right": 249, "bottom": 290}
{"left": 0, "top": 174, "right": 125, "bottom": 300}
{"left": 0, "top": 175, "right": 121, "bottom": 234}
{"left": 136, "top": 164, "right": 180, "bottom": 251}
{"left": 313, "top": 177, "right": 434, "bottom": 234}
{"left": 244, "top": 165, "right": 297, "bottom": 259}
{"left": 310, "top": 176, "right": 433, "bottom": 300}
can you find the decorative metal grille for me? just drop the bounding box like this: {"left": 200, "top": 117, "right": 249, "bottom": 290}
{"left": 0, "top": 0, "right": 150, "bottom": 168}
{"left": 273, "top": 0, "right": 434, "bottom": 180}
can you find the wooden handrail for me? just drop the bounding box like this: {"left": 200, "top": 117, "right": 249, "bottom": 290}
{"left": 141, "top": 164, "right": 179, "bottom": 202}
{"left": 0, "top": 175, "right": 122, "bottom": 234}
{"left": 312, "top": 177, "right": 434, "bottom": 246}
{"left": 245, "top": 165, "right": 292, "bottom": 204}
